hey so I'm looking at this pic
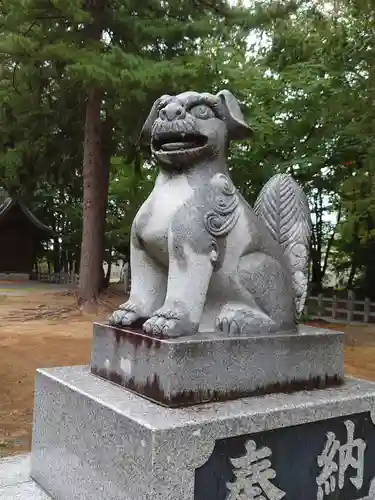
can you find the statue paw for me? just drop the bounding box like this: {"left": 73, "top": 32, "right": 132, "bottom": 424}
{"left": 143, "top": 315, "right": 179, "bottom": 337}
{"left": 215, "top": 306, "right": 275, "bottom": 336}
{"left": 109, "top": 301, "right": 142, "bottom": 326}
{"left": 142, "top": 306, "right": 196, "bottom": 338}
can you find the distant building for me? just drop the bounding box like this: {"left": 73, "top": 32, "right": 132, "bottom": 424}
{"left": 0, "top": 195, "right": 54, "bottom": 279}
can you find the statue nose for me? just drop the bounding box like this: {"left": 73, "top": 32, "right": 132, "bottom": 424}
{"left": 160, "top": 102, "right": 185, "bottom": 121}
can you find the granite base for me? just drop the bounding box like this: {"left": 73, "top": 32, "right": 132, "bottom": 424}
{"left": 91, "top": 322, "right": 344, "bottom": 406}
{"left": 31, "top": 366, "right": 375, "bottom": 500}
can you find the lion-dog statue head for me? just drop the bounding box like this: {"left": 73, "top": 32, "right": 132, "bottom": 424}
{"left": 139, "top": 90, "right": 252, "bottom": 168}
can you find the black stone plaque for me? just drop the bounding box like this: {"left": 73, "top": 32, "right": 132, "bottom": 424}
{"left": 195, "top": 412, "right": 375, "bottom": 500}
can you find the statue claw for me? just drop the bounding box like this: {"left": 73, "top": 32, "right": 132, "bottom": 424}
{"left": 215, "top": 305, "right": 276, "bottom": 336}
{"left": 108, "top": 301, "right": 142, "bottom": 327}
{"left": 142, "top": 305, "right": 195, "bottom": 338}
{"left": 143, "top": 315, "right": 175, "bottom": 337}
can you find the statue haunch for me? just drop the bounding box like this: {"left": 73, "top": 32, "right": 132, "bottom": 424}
{"left": 109, "top": 90, "right": 312, "bottom": 338}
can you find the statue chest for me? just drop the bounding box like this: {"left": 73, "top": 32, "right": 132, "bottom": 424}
{"left": 134, "top": 175, "right": 193, "bottom": 257}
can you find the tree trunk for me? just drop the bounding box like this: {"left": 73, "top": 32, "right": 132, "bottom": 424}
{"left": 97, "top": 114, "right": 113, "bottom": 293}
{"left": 53, "top": 237, "right": 60, "bottom": 273}
{"left": 321, "top": 206, "right": 342, "bottom": 281}
{"left": 310, "top": 254, "right": 323, "bottom": 293}
{"left": 78, "top": 88, "right": 106, "bottom": 306}
{"left": 347, "top": 259, "right": 357, "bottom": 289}
{"left": 310, "top": 191, "right": 325, "bottom": 293}
{"left": 77, "top": 0, "right": 108, "bottom": 308}
{"left": 310, "top": 233, "right": 323, "bottom": 294}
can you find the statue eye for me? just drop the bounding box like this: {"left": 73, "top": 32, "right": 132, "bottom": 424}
{"left": 189, "top": 104, "right": 215, "bottom": 119}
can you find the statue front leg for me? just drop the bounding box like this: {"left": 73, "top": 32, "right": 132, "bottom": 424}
{"left": 142, "top": 236, "right": 216, "bottom": 338}
{"left": 109, "top": 233, "right": 167, "bottom": 327}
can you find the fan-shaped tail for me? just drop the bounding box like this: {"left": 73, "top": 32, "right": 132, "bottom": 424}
{"left": 254, "top": 173, "right": 312, "bottom": 315}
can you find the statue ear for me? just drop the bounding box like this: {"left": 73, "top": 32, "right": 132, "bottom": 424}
{"left": 216, "top": 89, "right": 252, "bottom": 141}
{"left": 138, "top": 94, "right": 171, "bottom": 146}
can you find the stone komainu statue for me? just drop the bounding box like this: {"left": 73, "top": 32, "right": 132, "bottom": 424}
{"left": 110, "top": 90, "right": 312, "bottom": 337}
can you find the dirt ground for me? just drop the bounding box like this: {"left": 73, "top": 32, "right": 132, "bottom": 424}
{"left": 1, "top": 289, "right": 375, "bottom": 458}
{"left": 0, "top": 288, "right": 124, "bottom": 457}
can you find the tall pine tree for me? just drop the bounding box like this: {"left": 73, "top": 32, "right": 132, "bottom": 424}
{"left": 0, "top": 0, "right": 249, "bottom": 306}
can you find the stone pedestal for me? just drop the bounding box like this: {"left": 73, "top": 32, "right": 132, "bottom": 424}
{"left": 31, "top": 365, "right": 375, "bottom": 500}
{"left": 91, "top": 322, "right": 344, "bottom": 407}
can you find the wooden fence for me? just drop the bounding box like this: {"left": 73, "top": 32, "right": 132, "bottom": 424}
{"left": 30, "top": 272, "right": 374, "bottom": 324}
{"left": 307, "top": 291, "right": 375, "bottom": 323}
{"left": 33, "top": 268, "right": 125, "bottom": 287}
{"left": 33, "top": 272, "right": 80, "bottom": 285}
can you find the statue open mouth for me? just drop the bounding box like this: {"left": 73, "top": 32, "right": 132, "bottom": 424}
{"left": 153, "top": 132, "right": 207, "bottom": 152}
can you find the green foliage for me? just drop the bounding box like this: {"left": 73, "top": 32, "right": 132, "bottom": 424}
{"left": 106, "top": 157, "right": 155, "bottom": 261}
{"left": 0, "top": 0, "right": 254, "bottom": 276}
{"left": 220, "top": 0, "right": 375, "bottom": 294}
{"left": 2, "top": 0, "right": 375, "bottom": 297}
